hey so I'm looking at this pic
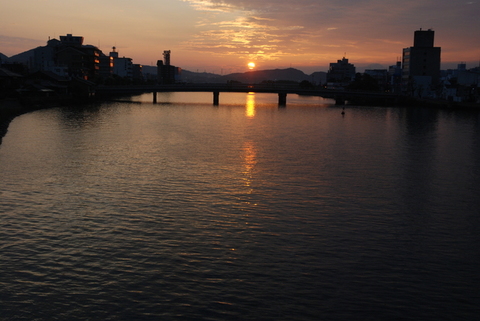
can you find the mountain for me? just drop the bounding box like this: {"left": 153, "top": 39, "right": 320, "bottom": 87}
{"left": 181, "top": 70, "right": 222, "bottom": 83}
{"left": 8, "top": 48, "right": 36, "bottom": 64}
{"left": 178, "top": 67, "right": 324, "bottom": 84}
{"left": 221, "top": 68, "right": 311, "bottom": 83}
{"left": 311, "top": 71, "right": 327, "bottom": 86}
{"left": 0, "top": 53, "right": 8, "bottom": 63}
{"left": 141, "top": 66, "right": 316, "bottom": 84}
{"left": 140, "top": 66, "right": 223, "bottom": 83}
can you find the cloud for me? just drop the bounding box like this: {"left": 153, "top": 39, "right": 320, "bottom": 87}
{"left": 179, "top": 0, "right": 480, "bottom": 68}
{"left": 2, "top": 0, "right": 479, "bottom": 71}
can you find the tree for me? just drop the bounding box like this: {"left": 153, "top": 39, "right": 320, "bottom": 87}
{"left": 300, "top": 80, "right": 314, "bottom": 89}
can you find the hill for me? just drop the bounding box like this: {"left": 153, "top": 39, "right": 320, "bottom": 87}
{"left": 0, "top": 53, "right": 8, "bottom": 63}
{"left": 7, "top": 49, "right": 36, "bottom": 64}
{"left": 180, "top": 70, "right": 222, "bottom": 83}
{"left": 142, "top": 66, "right": 324, "bottom": 84}
{"left": 221, "top": 68, "right": 310, "bottom": 83}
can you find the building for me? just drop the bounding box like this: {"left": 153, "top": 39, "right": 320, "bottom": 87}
{"left": 98, "top": 54, "right": 114, "bottom": 78}
{"left": 402, "top": 29, "right": 441, "bottom": 96}
{"left": 326, "top": 57, "right": 356, "bottom": 88}
{"left": 32, "top": 34, "right": 102, "bottom": 80}
{"left": 157, "top": 50, "right": 181, "bottom": 84}
{"left": 105, "top": 47, "right": 134, "bottom": 80}
{"left": 132, "top": 64, "right": 144, "bottom": 82}
{"left": 364, "top": 69, "right": 388, "bottom": 91}
{"left": 456, "top": 67, "right": 480, "bottom": 102}
{"left": 113, "top": 57, "right": 133, "bottom": 79}
{"left": 388, "top": 61, "right": 402, "bottom": 94}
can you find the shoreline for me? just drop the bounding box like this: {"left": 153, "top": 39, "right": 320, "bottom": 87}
{"left": 0, "top": 97, "right": 77, "bottom": 145}
{"left": 0, "top": 99, "right": 29, "bottom": 144}
{"left": 1, "top": 94, "right": 479, "bottom": 145}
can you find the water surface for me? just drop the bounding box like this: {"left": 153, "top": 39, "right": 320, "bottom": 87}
{"left": 1, "top": 93, "right": 480, "bottom": 320}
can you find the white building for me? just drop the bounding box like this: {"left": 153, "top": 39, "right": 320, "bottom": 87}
{"left": 113, "top": 57, "right": 133, "bottom": 79}
{"left": 110, "top": 47, "right": 133, "bottom": 79}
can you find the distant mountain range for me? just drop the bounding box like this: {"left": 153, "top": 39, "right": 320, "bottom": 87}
{"left": 2, "top": 50, "right": 327, "bottom": 84}
{"left": 1, "top": 50, "right": 36, "bottom": 64}
{"left": 0, "top": 52, "right": 10, "bottom": 63}
{"left": 143, "top": 65, "right": 327, "bottom": 84}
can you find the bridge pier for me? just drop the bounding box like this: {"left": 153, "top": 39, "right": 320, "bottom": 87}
{"left": 153, "top": 91, "right": 157, "bottom": 103}
{"left": 213, "top": 91, "right": 220, "bottom": 105}
{"left": 334, "top": 96, "right": 345, "bottom": 105}
{"left": 278, "top": 92, "right": 287, "bottom": 106}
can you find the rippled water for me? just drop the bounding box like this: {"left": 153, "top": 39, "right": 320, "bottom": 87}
{"left": 1, "top": 93, "right": 480, "bottom": 320}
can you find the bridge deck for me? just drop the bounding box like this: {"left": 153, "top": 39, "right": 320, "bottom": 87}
{"left": 95, "top": 83, "right": 400, "bottom": 106}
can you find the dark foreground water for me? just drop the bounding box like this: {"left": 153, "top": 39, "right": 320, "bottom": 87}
{"left": 1, "top": 93, "right": 480, "bottom": 320}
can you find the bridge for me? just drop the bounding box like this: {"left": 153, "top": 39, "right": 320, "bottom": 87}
{"left": 95, "top": 83, "right": 401, "bottom": 106}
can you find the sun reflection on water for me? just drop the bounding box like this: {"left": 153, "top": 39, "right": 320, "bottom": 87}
{"left": 245, "top": 93, "right": 256, "bottom": 118}
{"left": 242, "top": 141, "right": 257, "bottom": 192}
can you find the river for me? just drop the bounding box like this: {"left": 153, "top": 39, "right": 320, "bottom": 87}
{"left": 1, "top": 92, "right": 480, "bottom": 320}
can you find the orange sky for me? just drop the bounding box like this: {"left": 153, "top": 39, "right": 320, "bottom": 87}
{"left": 1, "top": 0, "right": 479, "bottom": 73}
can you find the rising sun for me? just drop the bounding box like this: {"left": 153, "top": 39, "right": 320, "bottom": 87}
{"left": 247, "top": 62, "right": 256, "bottom": 70}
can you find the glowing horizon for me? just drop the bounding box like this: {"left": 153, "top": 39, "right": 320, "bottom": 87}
{"left": 1, "top": 0, "right": 479, "bottom": 73}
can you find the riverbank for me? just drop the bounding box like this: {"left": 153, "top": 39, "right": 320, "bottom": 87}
{"left": 1, "top": 94, "right": 479, "bottom": 145}
{"left": 0, "top": 99, "right": 29, "bottom": 144}
{"left": 0, "top": 97, "right": 75, "bottom": 144}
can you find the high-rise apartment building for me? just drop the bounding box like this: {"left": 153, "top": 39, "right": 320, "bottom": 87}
{"left": 402, "top": 29, "right": 441, "bottom": 92}
{"left": 326, "top": 57, "right": 356, "bottom": 87}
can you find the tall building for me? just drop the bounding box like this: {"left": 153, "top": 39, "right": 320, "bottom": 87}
{"left": 402, "top": 29, "right": 441, "bottom": 95}
{"left": 113, "top": 56, "right": 133, "bottom": 79}
{"left": 326, "top": 57, "right": 356, "bottom": 88}
{"left": 157, "top": 50, "right": 181, "bottom": 84}
{"left": 108, "top": 48, "right": 133, "bottom": 79}
{"left": 32, "top": 34, "right": 102, "bottom": 80}
{"left": 98, "top": 54, "right": 114, "bottom": 78}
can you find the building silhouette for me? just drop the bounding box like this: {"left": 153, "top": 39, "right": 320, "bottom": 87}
{"left": 402, "top": 29, "right": 441, "bottom": 96}
{"left": 157, "top": 50, "right": 181, "bottom": 84}
{"left": 31, "top": 34, "right": 102, "bottom": 80}
{"left": 388, "top": 61, "right": 402, "bottom": 94}
{"left": 326, "top": 57, "right": 356, "bottom": 88}
{"left": 109, "top": 47, "right": 133, "bottom": 79}
{"left": 364, "top": 69, "right": 388, "bottom": 91}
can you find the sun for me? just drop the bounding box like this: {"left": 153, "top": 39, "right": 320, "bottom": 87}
{"left": 247, "top": 62, "right": 256, "bottom": 70}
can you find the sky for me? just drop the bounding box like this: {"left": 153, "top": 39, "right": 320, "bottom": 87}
{"left": 1, "top": 0, "right": 479, "bottom": 74}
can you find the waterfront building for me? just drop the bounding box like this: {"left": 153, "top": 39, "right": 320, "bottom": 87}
{"left": 456, "top": 67, "right": 480, "bottom": 103}
{"left": 132, "top": 64, "right": 144, "bottom": 82}
{"left": 326, "top": 57, "right": 356, "bottom": 88}
{"left": 57, "top": 34, "right": 101, "bottom": 80}
{"left": 98, "top": 55, "right": 114, "bottom": 78}
{"left": 402, "top": 29, "right": 441, "bottom": 97}
{"left": 32, "top": 39, "right": 60, "bottom": 74}
{"left": 113, "top": 57, "right": 133, "bottom": 79}
{"left": 31, "top": 34, "right": 102, "bottom": 80}
{"left": 364, "top": 69, "right": 388, "bottom": 91}
{"left": 388, "top": 61, "right": 402, "bottom": 94}
{"left": 101, "top": 47, "right": 135, "bottom": 80}
{"left": 157, "top": 50, "right": 181, "bottom": 84}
